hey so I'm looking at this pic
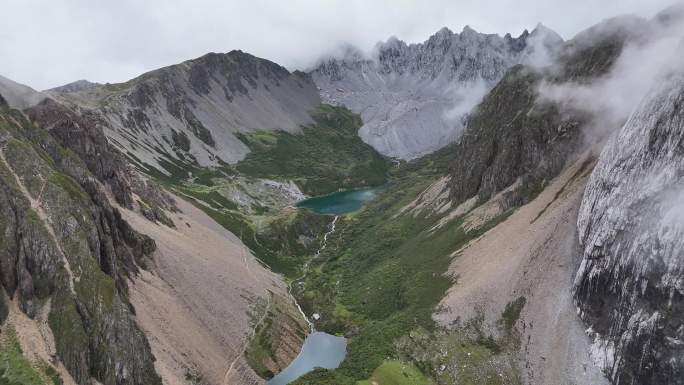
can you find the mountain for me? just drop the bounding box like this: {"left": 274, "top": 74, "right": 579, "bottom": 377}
{"left": 2, "top": 4, "right": 683, "bottom": 385}
{"left": 50, "top": 50, "right": 321, "bottom": 175}
{"left": 444, "top": 13, "right": 654, "bottom": 214}
{"left": 574, "top": 57, "right": 684, "bottom": 384}
{"left": 0, "top": 75, "right": 48, "bottom": 109}
{"left": 0, "top": 71, "right": 311, "bottom": 384}
{"left": 45, "top": 79, "right": 100, "bottom": 94}
{"left": 286, "top": 16, "right": 629, "bottom": 385}
{"left": 287, "top": 9, "right": 682, "bottom": 385}
{"left": 41, "top": 49, "right": 390, "bottom": 384}
{"left": 437, "top": 11, "right": 682, "bottom": 385}
{"left": 0, "top": 101, "right": 161, "bottom": 385}
{"left": 309, "top": 24, "right": 563, "bottom": 159}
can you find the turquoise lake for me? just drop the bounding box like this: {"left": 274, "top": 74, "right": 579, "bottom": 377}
{"left": 267, "top": 332, "right": 347, "bottom": 385}
{"left": 296, "top": 187, "right": 380, "bottom": 215}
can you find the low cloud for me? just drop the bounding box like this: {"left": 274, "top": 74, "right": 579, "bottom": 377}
{"left": 0, "top": 0, "right": 675, "bottom": 90}
{"left": 441, "top": 79, "right": 491, "bottom": 127}
{"left": 538, "top": 10, "right": 684, "bottom": 139}
{"left": 522, "top": 25, "right": 564, "bottom": 69}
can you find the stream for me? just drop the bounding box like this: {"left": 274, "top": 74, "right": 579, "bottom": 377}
{"left": 268, "top": 187, "right": 380, "bottom": 384}
{"left": 289, "top": 216, "right": 338, "bottom": 333}
{"left": 268, "top": 216, "right": 345, "bottom": 385}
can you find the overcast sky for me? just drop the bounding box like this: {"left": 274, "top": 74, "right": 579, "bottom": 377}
{"left": 0, "top": 0, "right": 676, "bottom": 90}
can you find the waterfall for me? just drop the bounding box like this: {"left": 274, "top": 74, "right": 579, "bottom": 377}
{"left": 289, "top": 215, "right": 339, "bottom": 332}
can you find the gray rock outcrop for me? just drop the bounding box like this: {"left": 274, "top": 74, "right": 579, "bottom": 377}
{"left": 310, "top": 25, "right": 563, "bottom": 159}
{"left": 574, "top": 58, "right": 684, "bottom": 385}
{"left": 443, "top": 15, "right": 647, "bottom": 210}
{"left": 0, "top": 104, "right": 161, "bottom": 385}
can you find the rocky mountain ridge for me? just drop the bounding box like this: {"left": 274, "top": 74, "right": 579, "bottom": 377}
{"left": 442, "top": 15, "right": 645, "bottom": 212}
{"left": 0, "top": 72, "right": 304, "bottom": 385}
{"left": 45, "top": 79, "right": 100, "bottom": 95}
{"left": 309, "top": 24, "right": 563, "bottom": 159}
{"left": 438, "top": 7, "right": 684, "bottom": 385}
{"left": 50, "top": 50, "right": 321, "bottom": 176}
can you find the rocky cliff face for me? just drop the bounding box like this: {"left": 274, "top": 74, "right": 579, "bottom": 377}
{"left": 0, "top": 72, "right": 305, "bottom": 384}
{"left": 444, "top": 12, "right": 667, "bottom": 212}
{"left": 0, "top": 105, "right": 161, "bottom": 385}
{"left": 51, "top": 51, "right": 321, "bottom": 175}
{"left": 310, "top": 25, "right": 563, "bottom": 159}
{"left": 574, "top": 62, "right": 684, "bottom": 385}
{"left": 436, "top": 12, "right": 683, "bottom": 385}
{"left": 445, "top": 64, "right": 586, "bottom": 209}
{"left": 24, "top": 99, "right": 175, "bottom": 223}
{"left": 26, "top": 99, "right": 137, "bottom": 207}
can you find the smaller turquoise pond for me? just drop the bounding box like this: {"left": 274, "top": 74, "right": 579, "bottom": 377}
{"left": 267, "top": 332, "right": 347, "bottom": 385}
{"left": 296, "top": 187, "right": 380, "bottom": 215}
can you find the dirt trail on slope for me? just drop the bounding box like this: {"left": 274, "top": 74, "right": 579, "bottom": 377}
{"left": 3, "top": 298, "right": 78, "bottom": 385}
{"left": 436, "top": 153, "right": 608, "bottom": 385}
{"left": 222, "top": 278, "right": 272, "bottom": 383}
{"left": 0, "top": 149, "right": 77, "bottom": 296}
{"left": 123, "top": 196, "right": 289, "bottom": 385}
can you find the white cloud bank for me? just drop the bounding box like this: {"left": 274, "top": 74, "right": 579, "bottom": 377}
{"left": 538, "top": 10, "right": 684, "bottom": 138}
{"left": 0, "top": 0, "right": 676, "bottom": 90}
